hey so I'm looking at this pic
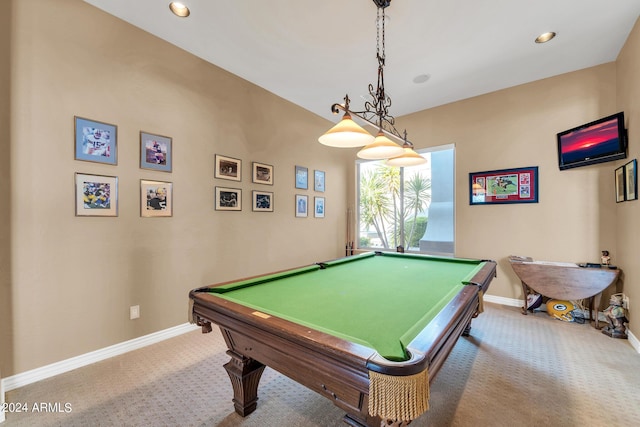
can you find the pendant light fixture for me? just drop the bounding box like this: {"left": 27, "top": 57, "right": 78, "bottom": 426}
{"left": 318, "top": 0, "right": 426, "bottom": 167}
{"left": 386, "top": 132, "right": 428, "bottom": 167}
{"left": 317, "top": 96, "right": 375, "bottom": 147}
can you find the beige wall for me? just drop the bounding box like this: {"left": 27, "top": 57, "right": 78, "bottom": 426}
{"left": 2, "top": 0, "right": 638, "bottom": 379}
{"left": 1, "top": 0, "right": 351, "bottom": 376}
{"left": 391, "top": 64, "right": 618, "bottom": 301}
{"left": 615, "top": 18, "right": 640, "bottom": 337}
{"left": 1, "top": 0, "right": 12, "bottom": 384}
{"left": 382, "top": 21, "right": 640, "bottom": 335}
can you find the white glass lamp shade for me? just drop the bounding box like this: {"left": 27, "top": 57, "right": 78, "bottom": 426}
{"left": 357, "top": 131, "right": 404, "bottom": 160}
{"left": 386, "top": 147, "right": 427, "bottom": 167}
{"left": 318, "top": 112, "right": 375, "bottom": 148}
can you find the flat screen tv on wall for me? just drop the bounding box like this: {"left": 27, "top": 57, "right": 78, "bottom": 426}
{"left": 557, "top": 112, "right": 627, "bottom": 170}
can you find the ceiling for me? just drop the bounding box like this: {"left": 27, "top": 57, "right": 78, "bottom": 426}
{"left": 83, "top": 0, "right": 640, "bottom": 123}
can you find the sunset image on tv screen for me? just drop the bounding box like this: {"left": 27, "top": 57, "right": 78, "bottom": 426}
{"left": 560, "top": 118, "right": 619, "bottom": 162}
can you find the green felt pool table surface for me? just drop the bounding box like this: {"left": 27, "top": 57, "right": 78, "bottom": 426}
{"left": 203, "top": 251, "right": 488, "bottom": 361}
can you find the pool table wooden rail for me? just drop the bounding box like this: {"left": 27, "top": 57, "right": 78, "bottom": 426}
{"left": 189, "top": 257, "right": 496, "bottom": 426}
{"left": 191, "top": 290, "right": 379, "bottom": 425}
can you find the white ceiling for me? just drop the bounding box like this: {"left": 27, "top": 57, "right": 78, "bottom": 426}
{"left": 83, "top": 0, "right": 640, "bottom": 122}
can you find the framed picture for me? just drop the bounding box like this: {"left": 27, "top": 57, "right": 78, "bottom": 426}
{"left": 252, "top": 191, "right": 274, "bottom": 212}
{"left": 74, "top": 116, "right": 117, "bottom": 165}
{"left": 314, "top": 170, "right": 325, "bottom": 192}
{"left": 141, "top": 180, "right": 173, "bottom": 217}
{"left": 469, "top": 166, "right": 539, "bottom": 205}
{"left": 215, "top": 154, "right": 242, "bottom": 181}
{"left": 615, "top": 165, "right": 626, "bottom": 203}
{"left": 295, "top": 165, "right": 308, "bottom": 189}
{"left": 140, "top": 131, "right": 172, "bottom": 172}
{"left": 75, "top": 173, "right": 118, "bottom": 217}
{"left": 215, "top": 186, "right": 242, "bottom": 211}
{"left": 624, "top": 159, "right": 637, "bottom": 201}
{"left": 252, "top": 162, "right": 273, "bottom": 185}
{"left": 295, "top": 194, "right": 308, "bottom": 217}
{"left": 314, "top": 196, "right": 325, "bottom": 218}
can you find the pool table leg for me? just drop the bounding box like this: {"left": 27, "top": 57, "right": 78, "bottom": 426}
{"left": 462, "top": 323, "right": 472, "bottom": 336}
{"left": 462, "top": 305, "right": 480, "bottom": 336}
{"left": 223, "top": 350, "right": 266, "bottom": 417}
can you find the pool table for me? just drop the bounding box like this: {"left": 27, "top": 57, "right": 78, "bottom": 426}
{"left": 189, "top": 251, "right": 496, "bottom": 426}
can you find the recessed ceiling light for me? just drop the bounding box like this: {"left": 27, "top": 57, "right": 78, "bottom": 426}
{"left": 535, "top": 32, "right": 556, "bottom": 44}
{"left": 413, "top": 74, "right": 431, "bottom": 84}
{"left": 169, "top": 2, "right": 190, "bottom": 18}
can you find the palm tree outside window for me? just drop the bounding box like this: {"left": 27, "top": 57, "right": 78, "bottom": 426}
{"left": 357, "top": 145, "right": 454, "bottom": 254}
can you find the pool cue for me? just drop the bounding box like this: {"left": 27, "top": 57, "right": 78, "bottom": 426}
{"left": 346, "top": 208, "right": 350, "bottom": 256}
{"left": 350, "top": 209, "right": 354, "bottom": 255}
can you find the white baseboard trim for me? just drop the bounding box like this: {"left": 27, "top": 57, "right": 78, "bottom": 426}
{"left": 484, "top": 294, "right": 521, "bottom": 307}
{"left": 627, "top": 330, "right": 639, "bottom": 353}
{"left": 1, "top": 322, "right": 199, "bottom": 394}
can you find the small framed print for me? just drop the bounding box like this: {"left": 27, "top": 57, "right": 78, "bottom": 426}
{"left": 215, "top": 154, "right": 242, "bottom": 181}
{"left": 74, "top": 116, "right": 117, "bottom": 165}
{"left": 295, "top": 194, "right": 308, "bottom": 217}
{"left": 253, "top": 191, "right": 274, "bottom": 212}
{"left": 141, "top": 180, "right": 173, "bottom": 217}
{"left": 295, "top": 165, "right": 308, "bottom": 189}
{"left": 615, "top": 165, "right": 626, "bottom": 203}
{"left": 75, "top": 173, "right": 118, "bottom": 217}
{"left": 314, "top": 197, "right": 325, "bottom": 218}
{"left": 314, "top": 170, "right": 325, "bottom": 192}
{"left": 252, "top": 162, "right": 273, "bottom": 185}
{"left": 140, "top": 131, "right": 172, "bottom": 172}
{"left": 215, "top": 186, "right": 242, "bottom": 211}
{"left": 624, "top": 159, "right": 637, "bottom": 201}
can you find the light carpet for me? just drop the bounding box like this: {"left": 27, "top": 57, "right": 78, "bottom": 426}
{"left": 4, "top": 303, "right": 640, "bottom": 426}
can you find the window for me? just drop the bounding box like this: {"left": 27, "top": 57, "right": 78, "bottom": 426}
{"left": 357, "top": 144, "right": 454, "bottom": 255}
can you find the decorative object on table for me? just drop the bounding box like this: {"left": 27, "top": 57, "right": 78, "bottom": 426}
{"left": 314, "top": 170, "right": 325, "bottom": 192}
{"left": 601, "top": 250, "right": 611, "bottom": 266}
{"left": 615, "top": 165, "right": 626, "bottom": 202}
{"left": 469, "top": 166, "right": 538, "bottom": 205}
{"left": 314, "top": 196, "right": 325, "bottom": 218}
{"left": 140, "top": 131, "right": 172, "bottom": 172}
{"left": 252, "top": 162, "right": 273, "bottom": 185}
{"left": 624, "top": 159, "right": 637, "bottom": 201}
{"left": 215, "top": 187, "right": 242, "bottom": 211}
{"left": 74, "top": 116, "right": 117, "bottom": 165}
{"left": 252, "top": 191, "right": 273, "bottom": 212}
{"left": 295, "top": 165, "right": 308, "bottom": 189}
{"left": 318, "top": 1, "right": 426, "bottom": 168}
{"left": 215, "top": 154, "right": 242, "bottom": 181}
{"left": 295, "top": 194, "right": 308, "bottom": 217}
{"left": 140, "top": 180, "right": 173, "bottom": 217}
{"left": 602, "top": 294, "right": 628, "bottom": 339}
{"left": 75, "top": 173, "right": 118, "bottom": 217}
